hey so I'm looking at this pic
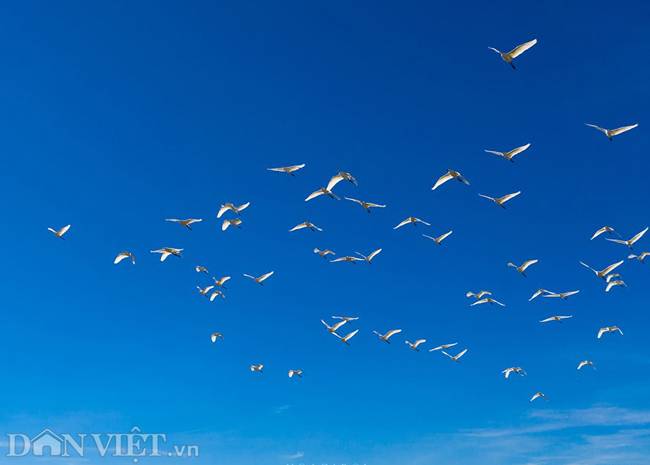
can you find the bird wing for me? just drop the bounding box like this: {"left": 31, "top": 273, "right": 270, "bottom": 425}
{"left": 217, "top": 206, "right": 229, "bottom": 218}
{"left": 166, "top": 219, "right": 180, "bottom": 223}
{"left": 394, "top": 219, "right": 411, "bottom": 229}
{"left": 259, "top": 271, "right": 274, "bottom": 282}
{"left": 237, "top": 202, "right": 250, "bottom": 212}
{"left": 590, "top": 227, "right": 609, "bottom": 240}
{"left": 578, "top": 361, "right": 587, "bottom": 370}
{"left": 159, "top": 252, "right": 171, "bottom": 262}
{"left": 478, "top": 193, "right": 495, "bottom": 201}
{"left": 508, "top": 143, "right": 531, "bottom": 158}
{"left": 455, "top": 349, "right": 467, "bottom": 359}
{"left": 58, "top": 224, "right": 71, "bottom": 236}
{"left": 413, "top": 339, "right": 426, "bottom": 347}
{"left": 222, "top": 220, "right": 231, "bottom": 231}
{"left": 630, "top": 227, "right": 649, "bottom": 244}
{"left": 289, "top": 223, "right": 307, "bottom": 232}
{"left": 385, "top": 329, "right": 402, "bottom": 339}
{"left": 529, "top": 289, "right": 546, "bottom": 301}
{"left": 441, "top": 351, "right": 453, "bottom": 359}
{"left": 345, "top": 197, "right": 362, "bottom": 205}
{"left": 415, "top": 218, "right": 431, "bottom": 226}
{"left": 606, "top": 238, "right": 627, "bottom": 245}
{"left": 288, "top": 164, "right": 306, "bottom": 172}
{"left": 520, "top": 259, "right": 538, "bottom": 271}
{"left": 597, "top": 328, "right": 606, "bottom": 339}
{"left": 492, "top": 299, "right": 506, "bottom": 306}
{"left": 471, "top": 298, "right": 488, "bottom": 306}
{"left": 367, "top": 249, "right": 382, "bottom": 261}
{"left": 485, "top": 150, "right": 505, "bottom": 157}
{"left": 436, "top": 231, "right": 453, "bottom": 242}
{"left": 508, "top": 39, "right": 537, "bottom": 58}
{"left": 327, "top": 174, "right": 344, "bottom": 191}
{"left": 343, "top": 329, "right": 359, "bottom": 341}
{"left": 432, "top": 172, "right": 453, "bottom": 191}
{"left": 499, "top": 191, "right": 521, "bottom": 204}
{"left": 305, "top": 190, "right": 325, "bottom": 201}
{"left": 585, "top": 123, "right": 608, "bottom": 134}
{"left": 564, "top": 291, "right": 580, "bottom": 297}
{"left": 610, "top": 124, "right": 638, "bottom": 136}
{"left": 539, "top": 317, "right": 555, "bottom": 323}
{"left": 114, "top": 253, "right": 128, "bottom": 264}
{"left": 331, "top": 321, "right": 347, "bottom": 332}
{"left": 602, "top": 260, "right": 624, "bottom": 276}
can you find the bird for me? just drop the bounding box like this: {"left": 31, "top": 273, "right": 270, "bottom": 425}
{"left": 314, "top": 248, "right": 335, "bottom": 258}
{"left": 578, "top": 360, "right": 596, "bottom": 370}
{"left": 331, "top": 256, "right": 363, "bottom": 264}
{"left": 529, "top": 289, "right": 553, "bottom": 301}
{"left": 591, "top": 226, "right": 620, "bottom": 240}
{"left": 503, "top": 367, "right": 527, "bottom": 378}
{"left": 628, "top": 252, "right": 649, "bottom": 263}
{"left": 606, "top": 227, "right": 648, "bottom": 250}
{"left": 268, "top": 164, "right": 305, "bottom": 176}
{"left": 197, "top": 285, "right": 214, "bottom": 297}
{"left": 217, "top": 202, "right": 250, "bottom": 218}
{"left": 243, "top": 271, "right": 274, "bottom": 285}
{"left": 530, "top": 393, "right": 548, "bottom": 402}
{"left": 213, "top": 276, "right": 231, "bottom": 288}
{"left": 305, "top": 188, "right": 340, "bottom": 201}
{"left": 606, "top": 280, "right": 627, "bottom": 293}
{"left": 580, "top": 260, "right": 624, "bottom": 280}
{"left": 543, "top": 290, "right": 580, "bottom": 300}
{"left": 488, "top": 39, "right": 537, "bottom": 69}
{"left": 345, "top": 197, "right": 386, "bottom": 212}
{"left": 479, "top": 191, "right": 521, "bottom": 209}
{"left": 485, "top": 143, "right": 531, "bottom": 163}
{"left": 429, "top": 342, "right": 458, "bottom": 352}
{"left": 327, "top": 171, "right": 358, "bottom": 190}
{"left": 151, "top": 248, "right": 183, "bottom": 261}
{"left": 222, "top": 218, "right": 242, "bottom": 231}
{"left": 288, "top": 370, "right": 303, "bottom": 378}
{"left": 585, "top": 123, "right": 638, "bottom": 141}
{"left": 373, "top": 329, "right": 402, "bottom": 343}
{"left": 114, "top": 251, "right": 135, "bottom": 265}
{"left": 47, "top": 224, "right": 70, "bottom": 240}
{"left": 166, "top": 218, "right": 202, "bottom": 230}
{"left": 332, "top": 316, "right": 359, "bottom": 322}
{"left": 211, "top": 333, "right": 224, "bottom": 342}
{"left": 606, "top": 273, "right": 622, "bottom": 283}
{"left": 335, "top": 329, "right": 359, "bottom": 345}
{"left": 322, "top": 319, "right": 347, "bottom": 335}
{"left": 597, "top": 326, "right": 623, "bottom": 339}
{"left": 405, "top": 339, "right": 426, "bottom": 351}
{"left": 196, "top": 266, "right": 209, "bottom": 274}
{"left": 210, "top": 290, "right": 226, "bottom": 301}
{"left": 355, "top": 249, "right": 382, "bottom": 264}
{"left": 431, "top": 169, "right": 470, "bottom": 191}
{"left": 471, "top": 297, "right": 505, "bottom": 307}
{"left": 540, "top": 315, "right": 573, "bottom": 323}
{"left": 290, "top": 222, "right": 322, "bottom": 232}
{"left": 250, "top": 364, "right": 264, "bottom": 373}
{"left": 466, "top": 291, "right": 492, "bottom": 300}
{"left": 423, "top": 231, "right": 452, "bottom": 245}
{"left": 394, "top": 217, "right": 431, "bottom": 229}
{"left": 508, "top": 260, "right": 538, "bottom": 277}
{"left": 441, "top": 348, "right": 468, "bottom": 362}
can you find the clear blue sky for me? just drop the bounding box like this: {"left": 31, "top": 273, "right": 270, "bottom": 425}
{"left": 1, "top": 1, "right": 649, "bottom": 464}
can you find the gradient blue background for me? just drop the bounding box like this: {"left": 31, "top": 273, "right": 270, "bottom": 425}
{"left": 0, "top": 1, "right": 649, "bottom": 464}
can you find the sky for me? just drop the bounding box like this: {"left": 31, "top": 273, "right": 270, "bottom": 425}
{"left": 0, "top": 1, "right": 649, "bottom": 464}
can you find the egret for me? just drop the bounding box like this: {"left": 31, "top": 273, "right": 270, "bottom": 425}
{"left": 597, "top": 326, "right": 623, "bottom": 339}
{"left": 355, "top": 249, "right": 382, "bottom": 264}
{"left": 423, "top": 231, "right": 452, "bottom": 245}
{"left": 431, "top": 169, "right": 470, "bottom": 191}
{"left": 373, "top": 329, "right": 402, "bottom": 343}
{"left": 578, "top": 360, "right": 596, "bottom": 370}
{"left": 166, "top": 218, "right": 202, "bottom": 230}
{"left": 585, "top": 123, "right": 638, "bottom": 141}
{"left": 217, "top": 202, "right": 250, "bottom": 218}
{"left": 47, "top": 225, "right": 70, "bottom": 240}
{"left": 288, "top": 370, "right": 303, "bottom": 378}
{"left": 327, "top": 171, "right": 358, "bottom": 190}
{"left": 508, "top": 259, "right": 538, "bottom": 277}
{"left": 485, "top": 143, "right": 531, "bottom": 163}
{"left": 345, "top": 197, "right": 386, "bottom": 212}
{"left": 580, "top": 260, "right": 624, "bottom": 279}
{"left": 540, "top": 315, "right": 572, "bottom": 323}
{"left": 591, "top": 226, "right": 620, "bottom": 240}
{"left": 314, "top": 248, "right": 335, "bottom": 258}
{"left": 243, "top": 271, "right": 274, "bottom": 285}
{"left": 628, "top": 252, "right": 649, "bottom": 263}
{"left": 394, "top": 217, "right": 431, "bottom": 229}
{"left": 114, "top": 251, "right": 135, "bottom": 265}
{"left": 479, "top": 191, "right": 521, "bottom": 209}
{"left": 268, "top": 164, "right": 305, "bottom": 176}
{"left": 211, "top": 333, "right": 224, "bottom": 342}
{"left": 222, "top": 218, "right": 242, "bottom": 231}
{"left": 213, "top": 276, "right": 231, "bottom": 288}
{"left": 488, "top": 39, "right": 537, "bottom": 69}
{"left": 290, "top": 222, "right": 322, "bottom": 232}
{"left": 530, "top": 393, "right": 548, "bottom": 402}
{"left": 442, "top": 348, "right": 467, "bottom": 362}
{"left": 606, "top": 227, "right": 648, "bottom": 249}
{"left": 429, "top": 342, "right": 458, "bottom": 352}
{"left": 405, "top": 339, "right": 426, "bottom": 351}
{"left": 151, "top": 248, "right": 183, "bottom": 261}
{"left": 305, "top": 188, "right": 340, "bottom": 201}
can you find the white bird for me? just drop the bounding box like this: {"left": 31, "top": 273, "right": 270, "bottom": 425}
{"left": 268, "top": 164, "right": 305, "bottom": 176}
{"left": 429, "top": 342, "right": 458, "bottom": 352}
{"left": 47, "top": 224, "right": 70, "bottom": 240}
{"left": 151, "top": 247, "right": 183, "bottom": 261}
{"left": 332, "top": 316, "right": 359, "bottom": 322}
{"left": 336, "top": 329, "right": 359, "bottom": 345}
{"left": 606, "top": 227, "right": 648, "bottom": 250}
{"left": 345, "top": 197, "right": 386, "bottom": 212}
{"left": 543, "top": 290, "right": 580, "bottom": 300}
{"left": 530, "top": 392, "right": 548, "bottom": 402}
{"left": 222, "top": 218, "right": 242, "bottom": 231}
{"left": 598, "top": 326, "right": 623, "bottom": 339}
{"left": 503, "top": 367, "right": 527, "bottom": 378}
{"left": 585, "top": 123, "right": 638, "bottom": 141}
{"left": 327, "top": 171, "right": 358, "bottom": 190}
{"left": 250, "top": 364, "right": 264, "bottom": 372}
{"left": 305, "top": 188, "right": 340, "bottom": 201}
{"left": 628, "top": 252, "right": 649, "bottom": 263}
{"left": 605, "top": 273, "right": 622, "bottom": 283}
{"left": 578, "top": 360, "right": 596, "bottom": 370}
{"left": 331, "top": 256, "right": 363, "bottom": 264}
{"left": 580, "top": 260, "right": 624, "bottom": 280}
{"left": 314, "top": 248, "right": 335, "bottom": 258}
{"left": 290, "top": 222, "right": 322, "bottom": 232}
{"left": 466, "top": 291, "right": 492, "bottom": 300}
{"left": 213, "top": 276, "right": 231, "bottom": 289}
{"left": 471, "top": 297, "right": 505, "bottom": 307}
{"left": 210, "top": 290, "right": 226, "bottom": 301}
{"left": 442, "top": 348, "right": 467, "bottom": 362}
{"left": 373, "top": 329, "right": 402, "bottom": 343}
{"left": 606, "top": 280, "right": 627, "bottom": 293}
{"left": 394, "top": 217, "right": 431, "bottom": 229}
{"left": 405, "top": 339, "right": 426, "bottom": 351}
{"left": 423, "top": 231, "right": 452, "bottom": 245}
{"left": 488, "top": 39, "right": 537, "bottom": 69}
{"left": 217, "top": 202, "right": 250, "bottom": 218}
{"left": 431, "top": 169, "right": 470, "bottom": 191}
{"left": 210, "top": 333, "right": 224, "bottom": 342}
{"left": 479, "top": 191, "right": 521, "bottom": 209}
{"left": 508, "top": 259, "right": 538, "bottom": 277}
{"left": 288, "top": 370, "right": 303, "bottom": 378}
{"left": 243, "top": 271, "right": 274, "bottom": 285}
{"left": 196, "top": 266, "right": 209, "bottom": 274}
{"left": 114, "top": 251, "right": 135, "bottom": 265}
{"left": 355, "top": 249, "right": 382, "bottom": 264}
{"left": 529, "top": 289, "right": 553, "bottom": 301}
{"left": 591, "top": 226, "right": 620, "bottom": 240}
{"left": 540, "top": 315, "right": 573, "bottom": 323}
{"left": 197, "top": 285, "right": 214, "bottom": 297}
{"left": 166, "top": 218, "right": 202, "bottom": 230}
{"left": 322, "top": 319, "right": 347, "bottom": 334}
{"left": 485, "top": 143, "right": 531, "bottom": 163}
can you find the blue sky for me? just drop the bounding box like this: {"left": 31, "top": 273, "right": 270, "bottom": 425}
{"left": 0, "top": 1, "right": 649, "bottom": 464}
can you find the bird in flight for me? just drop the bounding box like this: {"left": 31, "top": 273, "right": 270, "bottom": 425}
{"left": 335, "top": 329, "right": 359, "bottom": 345}
{"left": 530, "top": 392, "right": 548, "bottom": 402}
{"left": 332, "top": 316, "right": 359, "bottom": 322}
{"left": 585, "top": 123, "right": 638, "bottom": 141}
{"left": 196, "top": 266, "right": 209, "bottom": 274}
{"left": 288, "top": 370, "right": 303, "bottom": 378}
{"left": 442, "top": 348, "right": 467, "bottom": 362}
{"left": 331, "top": 256, "right": 363, "bottom": 264}
{"left": 222, "top": 218, "right": 242, "bottom": 231}
{"left": 429, "top": 342, "right": 458, "bottom": 352}
{"left": 197, "top": 285, "right": 214, "bottom": 297}
{"left": 373, "top": 329, "right": 402, "bottom": 344}
{"left": 606, "top": 227, "right": 648, "bottom": 250}
{"left": 314, "top": 248, "right": 335, "bottom": 258}
{"left": 322, "top": 319, "right": 347, "bottom": 335}
{"left": 543, "top": 290, "right": 580, "bottom": 300}
{"left": 166, "top": 218, "right": 202, "bottom": 230}
{"left": 488, "top": 39, "right": 537, "bottom": 69}
{"left": 290, "top": 222, "right": 322, "bottom": 232}
{"left": 479, "top": 191, "right": 521, "bottom": 209}
{"left": 345, "top": 197, "right": 386, "bottom": 212}
{"left": 213, "top": 276, "right": 231, "bottom": 289}
{"left": 48, "top": 224, "right": 71, "bottom": 240}
{"left": 606, "top": 280, "right": 626, "bottom": 293}
{"left": 250, "top": 364, "right": 264, "bottom": 373}
{"left": 508, "top": 259, "right": 538, "bottom": 277}
{"left": 405, "top": 339, "right": 426, "bottom": 351}
{"left": 151, "top": 247, "right": 183, "bottom": 261}
{"left": 628, "top": 252, "right": 649, "bottom": 263}
{"left": 598, "top": 326, "right": 623, "bottom": 339}
{"left": 580, "top": 260, "right": 624, "bottom": 280}
{"left": 394, "top": 217, "right": 430, "bottom": 229}
{"left": 591, "top": 226, "right": 620, "bottom": 240}
{"left": 217, "top": 202, "right": 250, "bottom": 218}
{"left": 243, "top": 271, "right": 274, "bottom": 285}
{"left": 467, "top": 291, "right": 491, "bottom": 300}
{"left": 327, "top": 171, "right": 358, "bottom": 190}
{"left": 210, "top": 333, "right": 224, "bottom": 342}
{"left": 471, "top": 297, "right": 505, "bottom": 307}
{"left": 423, "top": 231, "right": 452, "bottom": 245}
{"left": 210, "top": 290, "right": 225, "bottom": 301}
{"left": 268, "top": 164, "right": 305, "bottom": 176}
{"left": 431, "top": 169, "right": 470, "bottom": 191}
{"left": 503, "top": 367, "right": 527, "bottom": 378}
{"left": 540, "top": 315, "right": 572, "bottom": 323}
{"left": 485, "top": 143, "right": 531, "bottom": 163}
{"left": 578, "top": 360, "right": 596, "bottom": 370}
{"left": 305, "top": 188, "right": 340, "bottom": 201}
{"left": 606, "top": 273, "right": 622, "bottom": 283}
{"left": 355, "top": 249, "right": 382, "bottom": 264}
{"left": 529, "top": 289, "right": 553, "bottom": 301}
{"left": 114, "top": 251, "right": 135, "bottom": 265}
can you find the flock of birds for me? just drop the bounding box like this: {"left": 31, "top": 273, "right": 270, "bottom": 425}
{"left": 46, "top": 38, "right": 645, "bottom": 401}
